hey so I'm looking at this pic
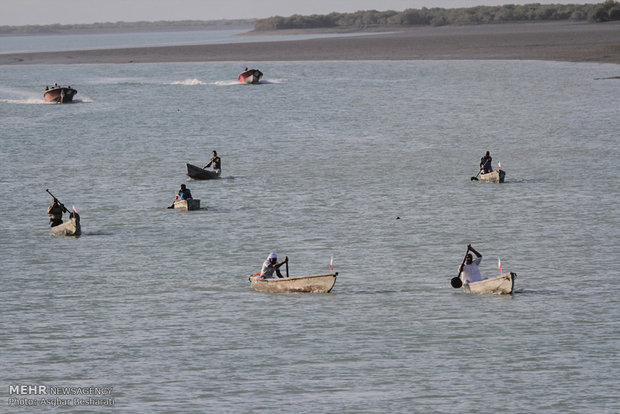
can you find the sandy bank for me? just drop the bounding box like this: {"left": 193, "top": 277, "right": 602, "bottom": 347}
{"left": 1, "top": 22, "right": 618, "bottom": 65}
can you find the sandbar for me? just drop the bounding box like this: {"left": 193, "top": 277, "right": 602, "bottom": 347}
{"left": 1, "top": 22, "right": 618, "bottom": 65}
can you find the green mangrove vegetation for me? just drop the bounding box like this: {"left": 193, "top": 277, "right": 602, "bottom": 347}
{"left": 1, "top": 2, "right": 618, "bottom": 35}
{"left": 253, "top": 1, "right": 620, "bottom": 30}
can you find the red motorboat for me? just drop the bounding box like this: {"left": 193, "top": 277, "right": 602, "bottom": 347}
{"left": 238, "top": 68, "right": 263, "bottom": 84}
{"left": 44, "top": 84, "right": 77, "bottom": 103}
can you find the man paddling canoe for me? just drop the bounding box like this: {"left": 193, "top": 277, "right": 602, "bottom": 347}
{"left": 168, "top": 184, "right": 193, "bottom": 208}
{"left": 203, "top": 150, "right": 221, "bottom": 175}
{"left": 480, "top": 151, "right": 493, "bottom": 174}
{"left": 47, "top": 195, "right": 68, "bottom": 227}
{"left": 260, "top": 253, "right": 288, "bottom": 279}
{"left": 458, "top": 244, "right": 483, "bottom": 284}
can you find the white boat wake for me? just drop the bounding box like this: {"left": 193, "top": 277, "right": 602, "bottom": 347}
{"left": 0, "top": 97, "right": 45, "bottom": 104}
{"left": 169, "top": 78, "right": 207, "bottom": 86}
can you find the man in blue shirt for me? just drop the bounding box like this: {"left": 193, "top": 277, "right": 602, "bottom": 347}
{"left": 168, "top": 184, "right": 193, "bottom": 208}
{"left": 177, "top": 184, "right": 192, "bottom": 200}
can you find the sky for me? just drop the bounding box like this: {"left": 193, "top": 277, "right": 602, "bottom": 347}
{"left": 1, "top": 0, "right": 604, "bottom": 26}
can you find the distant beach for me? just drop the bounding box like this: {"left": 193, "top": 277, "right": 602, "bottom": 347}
{"left": 0, "top": 21, "right": 618, "bottom": 65}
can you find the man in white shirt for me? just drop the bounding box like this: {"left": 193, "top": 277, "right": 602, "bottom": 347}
{"left": 260, "top": 253, "right": 288, "bottom": 279}
{"left": 459, "top": 244, "right": 483, "bottom": 284}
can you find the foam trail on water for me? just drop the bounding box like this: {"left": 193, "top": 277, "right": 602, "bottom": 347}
{"left": 0, "top": 98, "right": 45, "bottom": 104}
{"left": 213, "top": 80, "right": 242, "bottom": 86}
{"left": 0, "top": 87, "right": 44, "bottom": 104}
{"left": 169, "top": 78, "right": 207, "bottom": 86}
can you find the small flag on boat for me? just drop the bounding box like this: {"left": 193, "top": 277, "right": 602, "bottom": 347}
{"left": 498, "top": 161, "right": 502, "bottom": 170}
{"left": 330, "top": 255, "right": 334, "bottom": 271}
{"left": 498, "top": 257, "right": 502, "bottom": 274}
{"left": 72, "top": 204, "right": 77, "bottom": 213}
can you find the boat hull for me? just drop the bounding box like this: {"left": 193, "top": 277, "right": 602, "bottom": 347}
{"left": 464, "top": 272, "right": 516, "bottom": 294}
{"left": 186, "top": 163, "right": 221, "bottom": 180}
{"left": 238, "top": 69, "right": 263, "bottom": 84}
{"left": 44, "top": 87, "right": 77, "bottom": 103}
{"left": 174, "top": 199, "right": 200, "bottom": 211}
{"left": 51, "top": 214, "right": 81, "bottom": 236}
{"left": 480, "top": 170, "right": 505, "bottom": 183}
{"left": 250, "top": 272, "right": 337, "bottom": 293}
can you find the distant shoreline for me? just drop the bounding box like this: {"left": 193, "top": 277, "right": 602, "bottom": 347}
{"left": 1, "top": 22, "right": 618, "bottom": 65}
{"left": 0, "top": 20, "right": 255, "bottom": 37}
{"left": 0, "top": 25, "right": 253, "bottom": 37}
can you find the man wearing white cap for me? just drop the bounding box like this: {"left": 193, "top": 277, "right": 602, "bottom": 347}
{"left": 260, "top": 253, "right": 288, "bottom": 279}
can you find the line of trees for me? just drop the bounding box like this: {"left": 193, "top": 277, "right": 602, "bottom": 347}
{"left": 0, "top": 19, "right": 254, "bottom": 35}
{"left": 254, "top": 1, "right": 620, "bottom": 30}
{"left": 2, "top": 2, "right": 618, "bottom": 35}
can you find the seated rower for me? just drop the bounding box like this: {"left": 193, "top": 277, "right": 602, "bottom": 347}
{"left": 177, "top": 184, "right": 192, "bottom": 200}
{"left": 203, "top": 150, "right": 221, "bottom": 175}
{"left": 480, "top": 151, "right": 493, "bottom": 174}
{"left": 169, "top": 184, "right": 193, "bottom": 208}
{"left": 260, "top": 253, "right": 288, "bottom": 279}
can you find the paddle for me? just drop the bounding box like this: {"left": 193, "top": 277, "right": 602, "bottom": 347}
{"left": 451, "top": 246, "right": 470, "bottom": 288}
{"left": 470, "top": 169, "right": 482, "bottom": 181}
{"left": 46, "top": 189, "right": 69, "bottom": 213}
{"left": 168, "top": 193, "right": 181, "bottom": 209}
{"left": 472, "top": 157, "right": 491, "bottom": 180}
{"left": 285, "top": 256, "right": 289, "bottom": 278}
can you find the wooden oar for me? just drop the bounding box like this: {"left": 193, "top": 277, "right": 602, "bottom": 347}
{"left": 285, "top": 257, "right": 289, "bottom": 278}
{"left": 451, "top": 247, "right": 470, "bottom": 288}
{"left": 168, "top": 194, "right": 179, "bottom": 209}
{"left": 473, "top": 157, "right": 492, "bottom": 181}
{"left": 46, "top": 189, "right": 69, "bottom": 213}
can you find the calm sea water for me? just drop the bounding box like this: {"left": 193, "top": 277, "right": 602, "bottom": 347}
{"left": 1, "top": 55, "right": 619, "bottom": 413}
{"left": 0, "top": 29, "right": 379, "bottom": 54}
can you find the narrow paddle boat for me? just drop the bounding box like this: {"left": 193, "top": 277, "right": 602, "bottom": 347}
{"left": 463, "top": 272, "right": 516, "bottom": 295}
{"left": 479, "top": 169, "right": 506, "bottom": 183}
{"left": 186, "top": 163, "right": 221, "bottom": 180}
{"left": 51, "top": 212, "right": 81, "bottom": 237}
{"left": 238, "top": 68, "right": 263, "bottom": 84}
{"left": 249, "top": 272, "right": 338, "bottom": 293}
{"left": 173, "top": 199, "right": 200, "bottom": 211}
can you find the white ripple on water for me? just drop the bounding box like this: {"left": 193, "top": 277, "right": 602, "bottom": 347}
{"left": 168, "top": 78, "right": 208, "bottom": 86}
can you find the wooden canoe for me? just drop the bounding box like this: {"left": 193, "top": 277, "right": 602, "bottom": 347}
{"left": 249, "top": 272, "right": 338, "bottom": 293}
{"left": 479, "top": 169, "right": 506, "bottom": 183}
{"left": 186, "top": 163, "right": 221, "bottom": 180}
{"left": 173, "top": 199, "right": 201, "bottom": 211}
{"left": 50, "top": 213, "right": 81, "bottom": 236}
{"left": 463, "top": 272, "right": 516, "bottom": 294}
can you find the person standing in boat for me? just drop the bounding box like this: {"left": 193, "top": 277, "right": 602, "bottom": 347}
{"left": 203, "top": 150, "right": 221, "bottom": 175}
{"left": 459, "top": 244, "right": 483, "bottom": 284}
{"left": 480, "top": 151, "right": 493, "bottom": 174}
{"left": 47, "top": 197, "right": 67, "bottom": 227}
{"left": 260, "top": 253, "right": 288, "bottom": 279}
